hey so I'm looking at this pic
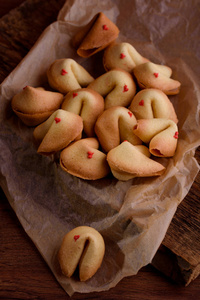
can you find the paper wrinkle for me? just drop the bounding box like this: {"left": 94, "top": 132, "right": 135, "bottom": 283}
{"left": 58, "top": 0, "right": 120, "bottom": 25}
{"left": 0, "top": 0, "right": 200, "bottom": 296}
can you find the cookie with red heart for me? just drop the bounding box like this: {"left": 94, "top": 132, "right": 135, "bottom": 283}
{"left": 33, "top": 109, "right": 83, "bottom": 155}
{"left": 58, "top": 226, "right": 105, "bottom": 281}
{"left": 60, "top": 138, "right": 110, "bottom": 180}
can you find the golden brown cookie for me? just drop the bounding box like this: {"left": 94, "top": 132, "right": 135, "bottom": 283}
{"left": 60, "top": 138, "right": 110, "bottom": 180}
{"left": 33, "top": 109, "right": 83, "bottom": 155}
{"left": 58, "top": 226, "right": 105, "bottom": 281}
{"left": 47, "top": 58, "right": 94, "bottom": 94}
{"left": 88, "top": 68, "right": 137, "bottom": 109}
{"left": 133, "top": 62, "right": 181, "bottom": 95}
{"left": 103, "top": 42, "right": 149, "bottom": 72}
{"left": 61, "top": 88, "right": 104, "bottom": 137}
{"left": 95, "top": 106, "right": 142, "bottom": 152}
{"left": 129, "top": 88, "right": 178, "bottom": 123}
{"left": 72, "top": 12, "right": 119, "bottom": 58}
{"left": 133, "top": 118, "right": 179, "bottom": 157}
{"left": 11, "top": 86, "right": 63, "bottom": 126}
{"left": 107, "top": 141, "right": 165, "bottom": 181}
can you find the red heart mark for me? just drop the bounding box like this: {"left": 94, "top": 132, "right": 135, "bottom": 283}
{"left": 128, "top": 111, "right": 133, "bottom": 117}
{"left": 73, "top": 92, "right": 78, "bottom": 98}
{"left": 120, "top": 53, "right": 126, "bottom": 59}
{"left": 87, "top": 151, "right": 94, "bottom": 159}
{"left": 123, "top": 85, "right": 129, "bottom": 92}
{"left": 55, "top": 117, "right": 61, "bottom": 123}
{"left": 173, "top": 131, "right": 179, "bottom": 139}
{"left": 74, "top": 235, "right": 80, "bottom": 242}
{"left": 103, "top": 24, "right": 109, "bottom": 30}
{"left": 139, "top": 99, "right": 144, "bottom": 106}
{"left": 61, "top": 69, "right": 68, "bottom": 75}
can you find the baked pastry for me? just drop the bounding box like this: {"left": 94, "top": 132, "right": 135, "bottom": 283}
{"left": 60, "top": 138, "right": 110, "bottom": 180}
{"left": 133, "top": 62, "right": 181, "bottom": 95}
{"left": 88, "top": 68, "right": 137, "bottom": 109}
{"left": 133, "top": 118, "right": 179, "bottom": 157}
{"left": 72, "top": 12, "right": 119, "bottom": 58}
{"left": 47, "top": 58, "right": 94, "bottom": 94}
{"left": 11, "top": 86, "right": 63, "bottom": 126}
{"left": 107, "top": 141, "right": 165, "bottom": 181}
{"left": 129, "top": 88, "right": 178, "bottom": 123}
{"left": 33, "top": 109, "right": 83, "bottom": 155}
{"left": 58, "top": 226, "right": 105, "bottom": 281}
{"left": 103, "top": 42, "right": 149, "bottom": 72}
{"left": 61, "top": 88, "right": 104, "bottom": 137}
{"left": 95, "top": 106, "right": 142, "bottom": 152}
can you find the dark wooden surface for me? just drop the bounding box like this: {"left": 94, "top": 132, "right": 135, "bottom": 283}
{"left": 0, "top": 1, "right": 200, "bottom": 299}
{"left": 156, "top": 148, "right": 200, "bottom": 286}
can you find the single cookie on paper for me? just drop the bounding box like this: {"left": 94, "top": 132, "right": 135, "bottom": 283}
{"left": 72, "top": 12, "right": 120, "bottom": 58}
{"left": 58, "top": 226, "right": 105, "bottom": 281}
{"left": 11, "top": 86, "right": 63, "bottom": 126}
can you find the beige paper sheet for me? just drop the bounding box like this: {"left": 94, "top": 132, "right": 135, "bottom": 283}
{"left": 0, "top": 0, "right": 200, "bottom": 296}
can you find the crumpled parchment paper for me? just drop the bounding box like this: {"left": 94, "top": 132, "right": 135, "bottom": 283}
{"left": 0, "top": 0, "right": 200, "bottom": 296}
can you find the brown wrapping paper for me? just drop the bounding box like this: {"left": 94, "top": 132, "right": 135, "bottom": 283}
{"left": 0, "top": 0, "right": 200, "bottom": 296}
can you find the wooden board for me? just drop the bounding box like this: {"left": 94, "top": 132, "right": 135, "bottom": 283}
{"left": 153, "top": 149, "right": 200, "bottom": 286}
{"left": 0, "top": 0, "right": 200, "bottom": 289}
